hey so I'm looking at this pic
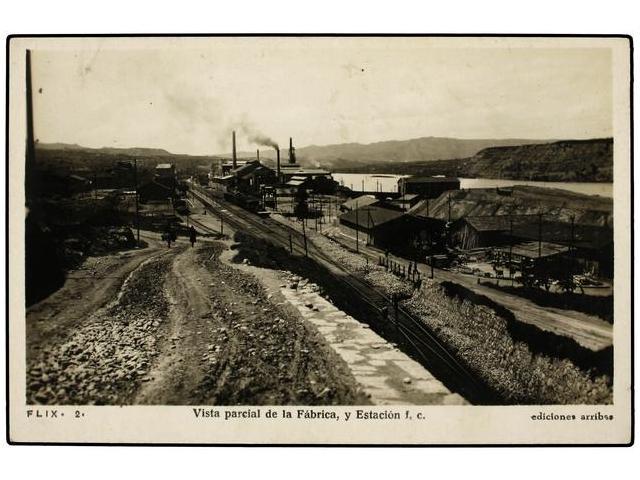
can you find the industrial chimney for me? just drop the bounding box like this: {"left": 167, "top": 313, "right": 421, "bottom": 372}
{"left": 257, "top": 149, "right": 260, "bottom": 161}
{"left": 276, "top": 147, "right": 281, "bottom": 180}
{"left": 289, "top": 137, "right": 296, "bottom": 165}
{"left": 232, "top": 130, "right": 237, "bottom": 169}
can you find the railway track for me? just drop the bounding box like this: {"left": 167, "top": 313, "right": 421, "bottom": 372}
{"left": 190, "top": 186, "right": 498, "bottom": 404}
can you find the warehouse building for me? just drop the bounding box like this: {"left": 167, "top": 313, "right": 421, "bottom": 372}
{"left": 389, "top": 193, "right": 421, "bottom": 211}
{"left": 338, "top": 205, "right": 406, "bottom": 250}
{"left": 232, "top": 160, "right": 277, "bottom": 195}
{"left": 340, "top": 194, "right": 379, "bottom": 213}
{"left": 398, "top": 176, "right": 460, "bottom": 198}
{"left": 452, "top": 215, "right": 614, "bottom": 278}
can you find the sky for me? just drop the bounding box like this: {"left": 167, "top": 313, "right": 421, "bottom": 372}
{"left": 32, "top": 38, "right": 613, "bottom": 156}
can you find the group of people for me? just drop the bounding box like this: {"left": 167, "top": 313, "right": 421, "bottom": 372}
{"left": 163, "top": 223, "right": 198, "bottom": 248}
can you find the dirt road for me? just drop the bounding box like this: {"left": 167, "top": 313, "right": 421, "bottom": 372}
{"left": 26, "top": 234, "right": 366, "bottom": 405}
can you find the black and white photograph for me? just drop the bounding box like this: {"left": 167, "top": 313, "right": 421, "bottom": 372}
{"left": 7, "top": 35, "right": 632, "bottom": 445}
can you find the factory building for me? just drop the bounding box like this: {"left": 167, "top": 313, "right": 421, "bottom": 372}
{"left": 137, "top": 163, "right": 177, "bottom": 203}
{"left": 155, "top": 163, "right": 176, "bottom": 183}
{"left": 398, "top": 176, "right": 460, "bottom": 198}
{"left": 277, "top": 137, "right": 333, "bottom": 184}
{"left": 232, "top": 160, "right": 277, "bottom": 195}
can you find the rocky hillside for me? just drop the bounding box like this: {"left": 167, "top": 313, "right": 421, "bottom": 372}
{"left": 389, "top": 138, "right": 613, "bottom": 182}
{"left": 410, "top": 185, "right": 613, "bottom": 227}
{"left": 457, "top": 138, "right": 613, "bottom": 182}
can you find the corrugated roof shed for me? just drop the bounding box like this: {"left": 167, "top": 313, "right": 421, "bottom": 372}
{"left": 457, "top": 215, "right": 613, "bottom": 250}
{"left": 339, "top": 206, "right": 405, "bottom": 229}
{"left": 408, "top": 187, "right": 612, "bottom": 227}
{"left": 513, "top": 221, "right": 613, "bottom": 250}
{"left": 462, "top": 215, "right": 537, "bottom": 232}
{"left": 496, "top": 241, "right": 569, "bottom": 259}
{"left": 341, "top": 195, "right": 378, "bottom": 211}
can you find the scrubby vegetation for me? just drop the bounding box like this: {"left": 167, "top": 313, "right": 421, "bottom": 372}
{"left": 405, "top": 281, "right": 612, "bottom": 404}
{"left": 279, "top": 217, "right": 614, "bottom": 404}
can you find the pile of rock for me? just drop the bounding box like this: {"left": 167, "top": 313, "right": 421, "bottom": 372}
{"left": 27, "top": 256, "right": 171, "bottom": 405}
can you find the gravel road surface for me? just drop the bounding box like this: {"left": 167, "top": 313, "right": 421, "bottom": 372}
{"left": 26, "top": 235, "right": 365, "bottom": 405}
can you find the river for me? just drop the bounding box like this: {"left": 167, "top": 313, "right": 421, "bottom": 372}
{"left": 332, "top": 173, "right": 613, "bottom": 198}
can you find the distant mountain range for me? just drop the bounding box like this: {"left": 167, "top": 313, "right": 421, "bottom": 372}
{"left": 37, "top": 142, "right": 175, "bottom": 157}
{"left": 236, "top": 136, "right": 553, "bottom": 169}
{"left": 294, "top": 136, "right": 553, "bottom": 168}
{"left": 38, "top": 136, "right": 553, "bottom": 167}
{"left": 36, "top": 136, "right": 613, "bottom": 182}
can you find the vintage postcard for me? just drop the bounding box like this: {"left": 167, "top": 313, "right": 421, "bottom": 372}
{"left": 6, "top": 35, "right": 633, "bottom": 445}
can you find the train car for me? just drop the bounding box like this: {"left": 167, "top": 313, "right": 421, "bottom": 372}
{"left": 172, "top": 198, "right": 189, "bottom": 215}
{"left": 224, "top": 191, "right": 261, "bottom": 213}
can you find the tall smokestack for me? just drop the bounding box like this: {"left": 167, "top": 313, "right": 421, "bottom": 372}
{"left": 289, "top": 137, "right": 296, "bottom": 165}
{"left": 276, "top": 147, "right": 281, "bottom": 180}
{"left": 257, "top": 149, "right": 260, "bottom": 161}
{"left": 232, "top": 130, "right": 237, "bottom": 169}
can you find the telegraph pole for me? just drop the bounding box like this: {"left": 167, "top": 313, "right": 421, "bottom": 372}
{"left": 538, "top": 212, "right": 543, "bottom": 258}
{"left": 313, "top": 193, "right": 318, "bottom": 231}
{"left": 133, "top": 158, "right": 140, "bottom": 246}
{"left": 302, "top": 218, "right": 308, "bottom": 257}
{"left": 570, "top": 215, "right": 576, "bottom": 281}
{"left": 509, "top": 216, "right": 514, "bottom": 286}
{"left": 355, "top": 201, "right": 359, "bottom": 253}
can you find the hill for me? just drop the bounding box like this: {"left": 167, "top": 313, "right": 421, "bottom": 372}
{"left": 34, "top": 143, "right": 222, "bottom": 177}
{"left": 36, "top": 137, "right": 614, "bottom": 183}
{"left": 295, "top": 136, "right": 550, "bottom": 168}
{"left": 336, "top": 138, "right": 613, "bottom": 182}
{"left": 37, "top": 143, "right": 174, "bottom": 157}
{"left": 457, "top": 138, "right": 613, "bottom": 182}
{"left": 240, "top": 136, "right": 549, "bottom": 168}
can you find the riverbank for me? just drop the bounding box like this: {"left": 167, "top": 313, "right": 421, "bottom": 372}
{"left": 332, "top": 172, "right": 613, "bottom": 197}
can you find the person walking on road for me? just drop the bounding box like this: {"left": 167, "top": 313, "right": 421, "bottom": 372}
{"left": 189, "top": 225, "right": 197, "bottom": 248}
{"left": 163, "top": 222, "right": 175, "bottom": 248}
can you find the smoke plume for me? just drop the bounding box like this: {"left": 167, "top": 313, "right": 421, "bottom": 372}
{"left": 239, "top": 124, "right": 279, "bottom": 150}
